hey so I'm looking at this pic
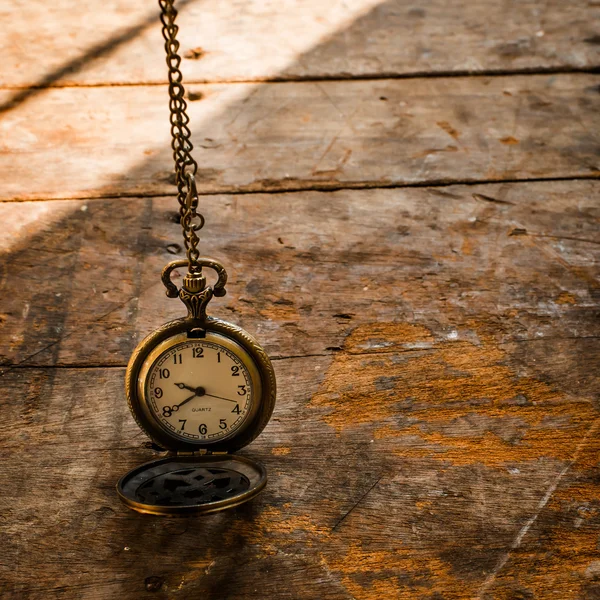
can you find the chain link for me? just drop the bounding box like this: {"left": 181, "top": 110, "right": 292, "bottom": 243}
{"left": 159, "top": 0, "right": 203, "bottom": 269}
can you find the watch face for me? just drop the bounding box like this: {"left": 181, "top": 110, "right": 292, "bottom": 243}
{"left": 143, "top": 338, "right": 256, "bottom": 443}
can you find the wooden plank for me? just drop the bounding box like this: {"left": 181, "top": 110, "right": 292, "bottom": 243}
{"left": 1, "top": 74, "right": 599, "bottom": 201}
{"left": 1, "top": 0, "right": 599, "bottom": 89}
{"left": 1, "top": 338, "right": 598, "bottom": 598}
{"left": 1, "top": 176, "right": 598, "bottom": 597}
{"left": 1, "top": 180, "right": 598, "bottom": 372}
{"left": 4, "top": 1, "right": 599, "bottom": 596}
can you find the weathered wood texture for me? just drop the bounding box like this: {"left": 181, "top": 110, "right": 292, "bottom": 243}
{"left": 1, "top": 329, "right": 599, "bottom": 599}
{"left": 1, "top": 74, "right": 599, "bottom": 201}
{"left": 1, "top": 180, "right": 598, "bottom": 370}
{"left": 2, "top": 0, "right": 600, "bottom": 598}
{"left": 1, "top": 182, "right": 599, "bottom": 598}
{"left": 2, "top": 0, "right": 599, "bottom": 88}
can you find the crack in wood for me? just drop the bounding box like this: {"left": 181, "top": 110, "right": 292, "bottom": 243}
{"left": 528, "top": 233, "right": 600, "bottom": 246}
{"left": 1, "top": 65, "right": 599, "bottom": 93}
{"left": 1, "top": 174, "right": 599, "bottom": 204}
{"left": 2, "top": 336, "right": 597, "bottom": 370}
{"left": 332, "top": 475, "right": 383, "bottom": 533}
{"left": 477, "top": 417, "right": 600, "bottom": 597}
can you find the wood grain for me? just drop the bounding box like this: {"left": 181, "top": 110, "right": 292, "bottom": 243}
{"left": 1, "top": 0, "right": 598, "bottom": 89}
{"left": 1, "top": 337, "right": 598, "bottom": 598}
{"left": 1, "top": 74, "right": 599, "bottom": 201}
{"left": 2, "top": 1, "right": 600, "bottom": 597}
{"left": 1, "top": 181, "right": 598, "bottom": 598}
{"left": 1, "top": 181, "right": 597, "bottom": 371}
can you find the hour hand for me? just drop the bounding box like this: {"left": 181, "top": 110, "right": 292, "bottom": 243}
{"left": 175, "top": 382, "right": 196, "bottom": 392}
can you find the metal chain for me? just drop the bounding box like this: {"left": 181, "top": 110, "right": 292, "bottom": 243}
{"left": 159, "top": 0, "right": 203, "bottom": 269}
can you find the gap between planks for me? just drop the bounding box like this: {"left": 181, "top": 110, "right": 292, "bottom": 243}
{"left": 3, "top": 337, "right": 599, "bottom": 372}
{"left": 1, "top": 174, "right": 599, "bottom": 204}
{"left": 0, "top": 65, "right": 598, "bottom": 91}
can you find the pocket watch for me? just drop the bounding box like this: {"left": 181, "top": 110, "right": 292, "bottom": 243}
{"left": 116, "top": 0, "right": 276, "bottom": 516}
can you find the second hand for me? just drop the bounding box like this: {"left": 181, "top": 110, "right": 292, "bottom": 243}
{"left": 203, "top": 393, "right": 237, "bottom": 404}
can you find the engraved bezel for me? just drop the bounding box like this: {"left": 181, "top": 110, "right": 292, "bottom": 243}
{"left": 125, "top": 317, "right": 276, "bottom": 453}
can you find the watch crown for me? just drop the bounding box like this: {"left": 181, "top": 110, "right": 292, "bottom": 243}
{"left": 183, "top": 271, "right": 206, "bottom": 293}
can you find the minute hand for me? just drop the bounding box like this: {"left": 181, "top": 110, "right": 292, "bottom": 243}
{"left": 204, "top": 393, "right": 237, "bottom": 403}
{"left": 175, "top": 392, "right": 198, "bottom": 409}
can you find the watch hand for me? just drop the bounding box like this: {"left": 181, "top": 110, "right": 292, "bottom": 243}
{"left": 171, "top": 385, "right": 236, "bottom": 406}
{"left": 175, "top": 382, "right": 196, "bottom": 392}
{"left": 203, "top": 393, "right": 237, "bottom": 403}
{"left": 172, "top": 386, "right": 207, "bottom": 409}
{"left": 174, "top": 392, "right": 199, "bottom": 409}
{"left": 162, "top": 391, "right": 199, "bottom": 416}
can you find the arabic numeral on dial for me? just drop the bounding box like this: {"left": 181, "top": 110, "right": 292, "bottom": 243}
{"left": 217, "top": 351, "right": 221, "bottom": 363}
{"left": 178, "top": 419, "right": 187, "bottom": 431}
{"left": 162, "top": 406, "right": 173, "bottom": 417}
{"left": 154, "top": 387, "right": 163, "bottom": 398}
{"left": 237, "top": 385, "right": 247, "bottom": 396}
{"left": 192, "top": 347, "right": 204, "bottom": 358}
{"left": 231, "top": 365, "right": 240, "bottom": 376}
{"left": 159, "top": 368, "right": 170, "bottom": 379}
{"left": 219, "top": 419, "right": 227, "bottom": 430}
{"left": 199, "top": 424, "right": 207, "bottom": 435}
{"left": 173, "top": 354, "right": 182, "bottom": 365}
{"left": 232, "top": 404, "right": 241, "bottom": 414}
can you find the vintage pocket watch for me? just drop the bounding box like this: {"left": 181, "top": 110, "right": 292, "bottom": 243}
{"left": 116, "top": 0, "right": 276, "bottom": 516}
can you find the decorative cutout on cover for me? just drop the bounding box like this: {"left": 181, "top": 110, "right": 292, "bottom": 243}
{"left": 134, "top": 467, "right": 250, "bottom": 506}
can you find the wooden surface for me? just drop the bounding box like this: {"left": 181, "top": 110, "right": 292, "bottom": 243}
{"left": 1, "top": 1, "right": 599, "bottom": 599}
{"left": 2, "top": 0, "right": 599, "bottom": 87}
{"left": 2, "top": 74, "right": 600, "bottom": 200}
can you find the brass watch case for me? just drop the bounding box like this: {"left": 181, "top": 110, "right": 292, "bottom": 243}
{"left": 118, "top": 312, "right": 276, "bottom": 516}
{"left": 125, "top": 316, "right": 277, "bottom": 453}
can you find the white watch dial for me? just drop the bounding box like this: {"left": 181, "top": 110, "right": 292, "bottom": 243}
{"left": 146, "top": 340, "right": 253, "bottom": 442}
